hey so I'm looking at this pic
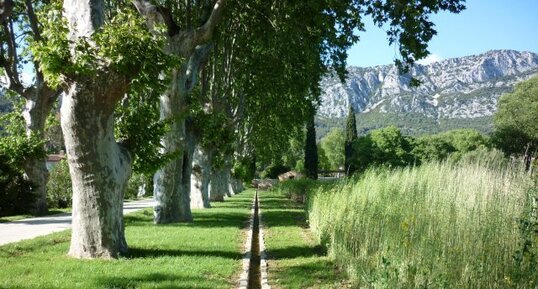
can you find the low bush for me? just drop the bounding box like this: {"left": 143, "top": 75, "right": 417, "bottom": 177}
{"left": 47, "top": 160, "right": 72, "bottom": 208}
{"left": 261, "top": 164, "right": 291, "bottom": 179}
{"left": 273, "top": 179, "right": 317, "bottom": 203}
{"left": 272, "top": 178, "right": 336, "bottom": 203}
{"left": 125, "top": 173, "right": 151, "bottom": 200}
{"left": 0, "top": 155, "right": 36, "bottom": 217}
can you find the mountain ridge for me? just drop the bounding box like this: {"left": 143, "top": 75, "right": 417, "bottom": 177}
{"left": 318, "top": 49, "right": 538, "bottom": 120}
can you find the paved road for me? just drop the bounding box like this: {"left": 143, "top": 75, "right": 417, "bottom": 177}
{"left": 0, "top": 199, "right": 155, "bottom": 246}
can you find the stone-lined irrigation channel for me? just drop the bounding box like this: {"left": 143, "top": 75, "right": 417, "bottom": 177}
{"left": 238, "top": 191, "right": 270, "bottom": 289}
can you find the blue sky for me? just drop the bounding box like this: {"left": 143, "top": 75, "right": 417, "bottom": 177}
{"left": 347, "top": 0, "right": 538, "bottom": 67}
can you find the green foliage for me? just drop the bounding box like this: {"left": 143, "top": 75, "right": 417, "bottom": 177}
{"left": 0, "top": 97, "right": 45, "bottom": 167}
{"left": 412, "top": 129, "right": 490, "bottom": 163}
{"left": 32, "top": 4, "right": 174, "bottom": 90}
{"left": 231, "top": 156, "right": 256, "bottom": 184}
{"left": 317, "top": 144, "right": 331, "bottom": 171}
{"left": 281, "top": 128, "right": 305, "bottom": 171}
{"left": 192, "top": 109, "right": 235, "bottom": 169}
{"left": 320, "top": 127, "right": 345, "bottom": 170}
{"left": 46, "top": 160, "right": 72, "bottom": 208}
{"left": 304, "top": 116, "right": 318, "bottom": 180}
{"left": 261, "top": 164, "right": 291, "bottom": 179}
{"left": 28, "top": 2, "right": 70, "bottom": 88}
{"left": 0, "top": 154, "right": 35, "bottom": 217}
{"left": 494, "top": 75, "right": 538, "bottom": 163}
{"left": 350, "top": 126, "right": 491, "bottom": 173}
{"left": 125, "top": 173, "right": 150, "bottom": 200}
{"left": 115, "top": 92, "right": 173, "bottom": 175}
{"left": 32, "top": 4, "right": 177, "bottom": 174}
{"left": 352, "top": 126, "right": 414, "bottom": 173}
{"left": 272, "top": 178, "right": 322, "bottom": 203}
{"left": 309, "top": 161, "right": 536, "bottom": 288}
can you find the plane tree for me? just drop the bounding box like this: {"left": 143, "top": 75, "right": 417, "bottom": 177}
{"left": 0, "top": 0, "right": 62, "bottom": 215}
{"left": 30, "top": 0, "right": 464, "bottom": 259}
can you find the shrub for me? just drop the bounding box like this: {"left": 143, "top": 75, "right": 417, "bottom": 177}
{"left": 0, "top": 155, "right": 36, "bottom": 217}
{"left": 273, "top": 179, "right": 317, "bottom": 203}
{"left": 261, "top": 164, "right": 291, "bottom": 179}
{"left": 125, "top": 173, "right": 150, "bottom": 200}
{"left": 46, "top": 159, "right": 72, "bottom": 208}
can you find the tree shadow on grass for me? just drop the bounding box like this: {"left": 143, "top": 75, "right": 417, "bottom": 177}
{"left": 97, "top": 273, "right": 216, "bottom": 289}
{"left": 272, "top": 259, "right": 347, "bottom": 288}
{"left": 124, "top": 247, "right": 242, "bottom": 260}
{"left": 265, "top": 244, "right": 327, "bottom": 259}
{"left": 124, "top": 210, "right": 250, "bottom": 229}
{"left": 261, "top": 210, "right": 307, "bottom": 228}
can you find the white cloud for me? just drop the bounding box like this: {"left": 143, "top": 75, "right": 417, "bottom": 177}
{"left": 417, "top": 54, "right": 443, "bottom": 65}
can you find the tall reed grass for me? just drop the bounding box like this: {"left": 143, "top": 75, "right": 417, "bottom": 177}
{"left": 308, "top": 159, "right": 537, "bottom": 288}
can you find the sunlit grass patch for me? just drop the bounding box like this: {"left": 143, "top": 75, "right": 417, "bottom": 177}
{"left": 261, "top": 189, "right": 349, "bottom": 288}
{"left": 0, "top": 190, "right": 255, "bottom": 289}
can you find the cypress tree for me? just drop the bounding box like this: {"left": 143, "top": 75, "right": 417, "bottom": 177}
{"left": 345, "top": 105, "right": 358, "bottom": 176}
{"left": 304, "top": 113, "right": 318, "bottom": 180}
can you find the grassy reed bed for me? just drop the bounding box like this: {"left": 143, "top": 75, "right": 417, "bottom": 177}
{"left": 308, "top": 161, "right": 537, "bottom": 288}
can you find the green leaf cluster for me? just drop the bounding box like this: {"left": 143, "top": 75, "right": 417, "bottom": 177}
{"left": 32, "top": 3, "right": 175, "bottom": 91}
{"left": 494, "top": 75, "right": 538, "bottom": 158}
{"left": 350, "top": 126, "right": 491, "bottom": 174}
{"left": 320, "top": 127, "right": 345, "bottom": 170}
{"left": 0, "top": 97, "right": 45, "bottom": 167}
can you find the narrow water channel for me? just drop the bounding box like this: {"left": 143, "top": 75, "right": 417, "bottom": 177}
{"left": 247, "top": 191, "right": 262, "bottom": 289}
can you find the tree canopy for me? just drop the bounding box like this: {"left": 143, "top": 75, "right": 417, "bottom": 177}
{"left": 494, "top": 75, "right": 538, "bottom": 169}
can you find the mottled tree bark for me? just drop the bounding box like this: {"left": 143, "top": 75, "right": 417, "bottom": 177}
{"left": 1, "top": 1, "right": 60, "bottom": 216}
{"left": 133, "top": 0, "right": 224, "bottom": 223}
{"left": 62, "top": 77, "right": 131, "bottom": 259}
{"left": 22, "top": 85, "right": 58, "bottom": 215}
{"left": 209, "top": 166, "right": 228, "bottom": 202}
{"left": 229, "top": 177, "right": 244, "bottom": 195}
{"left": 191, "top": 144, "right": 211, "bottom": 209}
{"left": 63, "top": 0, "right": 131, "bottom": 259}
{"left": 153, "top": 68, "right": 190, "bottom": 223}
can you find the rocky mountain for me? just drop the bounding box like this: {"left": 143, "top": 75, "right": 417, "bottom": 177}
{"left": 318, "top": 50, "right": 538, "bottom": 125}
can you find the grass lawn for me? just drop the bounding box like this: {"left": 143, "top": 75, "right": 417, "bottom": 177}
{"left": 0, "top": 190, "right": 255, "bottom": 289}
{"left": 260, "top": 189, "right": 349, "bottom": 289}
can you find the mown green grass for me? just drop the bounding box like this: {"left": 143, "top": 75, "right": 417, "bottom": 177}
{"left": 0, "top": 190, "right": 254, "bottom": 289}
{"left": 260, "top": 189, "right": 349, "bottom": 289}
{"left": 309, "top": 161, "right": 538, "bottom": 288}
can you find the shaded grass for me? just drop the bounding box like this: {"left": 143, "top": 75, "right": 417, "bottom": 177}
{"left": 260, "top": 190, "right": 349, "bottom": 289}
{"left": 0, "top": 190, "right": 255, "bottom": 289}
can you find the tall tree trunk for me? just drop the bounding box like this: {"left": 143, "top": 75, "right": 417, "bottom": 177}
{"left": 224, "top": 155, "right": 233, "bottom": 197}
{"left": 62, "top": 78, "right": 131, "bottom": 259}
{"left": 22, "top": 86, "right": 58, "bottom": 215}
{"left": 153, "top": 68, "right": 191, "bottom": 223}
{"left": 209, "top": 166, "right": 227, "bottom": 202}
{"left": 153, "top": 45, "right": 211, "bottom": 223}
{"left": 132, "top": 0, "right": 225, "bottom": 223}
{"left": 229, "top": 177, "right": 244, "bottom": 195}
{"left": 63, "top": 0, "right": 131, "bottom": 259}
{"left": 191, "top": 144, "right": 212, "bottom": 209}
